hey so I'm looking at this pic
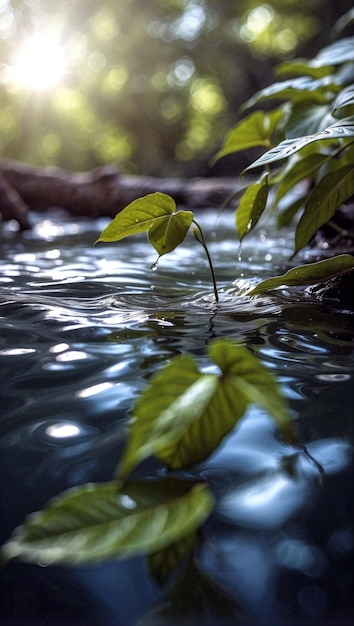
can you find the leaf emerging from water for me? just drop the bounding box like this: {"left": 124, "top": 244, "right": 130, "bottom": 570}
{"left": 1, "top": 479, "right": 213, "bottom": 567}
{"left": 247, "top": 255, "right": 354, "bottom": 295}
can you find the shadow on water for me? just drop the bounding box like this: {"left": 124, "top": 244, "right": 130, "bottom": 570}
{"left": 0, "top": 210, "right": 353, "bottom": 625}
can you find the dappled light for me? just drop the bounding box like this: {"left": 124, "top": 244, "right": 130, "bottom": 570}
{"left": 0, "top": 0, "right": 340, "bottom": 174}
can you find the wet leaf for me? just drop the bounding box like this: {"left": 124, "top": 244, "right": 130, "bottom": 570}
{"left": 236, "top": 173, "right": 268, "bottom": 241}
{"left": 295, "top": 165, "right": 354, "bottom": 253}
{"left": 247, "top": 255, "right": 354, "bottom": 295}
{"left": 149, "top": 533, "right": 195, "bottom": 586}
{"left": 212, "top": 110, "right": 283, "bottom": 163}
{"left": 246, "top": 117, "right": 354, "bottom": 170}
{"left": 95, "top": 192, "right": 177, "bottom": 243}
{"left": 118, "top": 356, "right": 226, "bottom": 476}
{"left": 148, "top": 210, "right": 193, "bottom": 256}
{"left": 208, "top": 341, "right": 292, "bottom": 438}
{"left": 118, "top": 341, "right": 292, "bottom": 478}
{"left": 1, "top": 479, "right": 213, "bottom": 566}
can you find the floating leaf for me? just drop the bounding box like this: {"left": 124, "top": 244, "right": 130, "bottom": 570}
{"left": 95, "top": 193, "right": 178, "bottom": 244}
{"left": 212, "top": 109, "right": 283, "bottom": 163}
{"left": 148, "top": 210, "right": 193, "bottom": 256}
{"left": 118, "top": 341, "right": 293, "bottom": 478}
{"left": 1, "top": 479, "right": 213, "bottom": 566}
{"left": 295, "top": 165, "right": 354, "bottom": 253}
{"left": 236, "top": 173, "right": 268, "bottom": 241}
{"left": 246, "top": 117, "right": 354, "bottom": 170}
{"left": 247, "top": 255, "right": 354, "bottom": 295}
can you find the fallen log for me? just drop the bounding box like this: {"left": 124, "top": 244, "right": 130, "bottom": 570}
{"left": 0, "top": 161, "right": 245, "bottom": 229}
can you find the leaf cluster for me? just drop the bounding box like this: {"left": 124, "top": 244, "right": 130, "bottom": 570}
{"left": 1, "top": 340, "right": 291, "bottom": 579}
{"left": 215, "top": 11, "right": 354, "bottom": 289}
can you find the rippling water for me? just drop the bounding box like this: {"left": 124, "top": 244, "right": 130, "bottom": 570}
{"left": 0, "top": 210, "right": 353, "bottom": 626}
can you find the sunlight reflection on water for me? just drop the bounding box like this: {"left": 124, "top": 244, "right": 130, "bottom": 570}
{"left": 0, "top": 210, "right": 353, "bottom": 625}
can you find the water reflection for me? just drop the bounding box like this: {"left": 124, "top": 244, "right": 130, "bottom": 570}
{"left": 0, "top": 210, "right": 353, "bottom": 625}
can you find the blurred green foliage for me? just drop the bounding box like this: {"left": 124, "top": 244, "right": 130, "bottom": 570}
{"left": 0, "top": 0, "right": 352, "bottom": 175}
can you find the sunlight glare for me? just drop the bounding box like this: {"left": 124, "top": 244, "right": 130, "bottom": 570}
{"left": 13, "top": 32, "right": 67, "bottom": 91}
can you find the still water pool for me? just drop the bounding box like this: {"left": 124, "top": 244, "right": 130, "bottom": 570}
{"left": 0, "top": 209, "right": 353, "bottom": 626}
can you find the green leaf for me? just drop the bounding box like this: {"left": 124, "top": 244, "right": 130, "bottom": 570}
{"left": 276, "top": 197, "right": 306, "bottom": 228}
{"left": 148, "top": 210, "right": 193, "bottom": 256}
{"left": 244, "top": 76, "right": 333, "bottom": 110}
{"left": 149, "top": 533, "right": 195, "bottom": 586}
{"left": 118, "top": 341, "right": 293, "bottom": 478}
{"left": 274, "top": 153, "right": 331, "bottom": 203}
{"left": 312, "top": 36, "right": 354, "bottom": 67}
{"left": 285, "top": 103, "right": 334, "bottom": 139}
{"left": 295, "top": 165, "right": 354, "bottom": 253}
{"left": 212, "top": 109, "right": 283, "bottom": 163}
{"left": 275, "top": 59, "right": 334, "bottom": 79}
{"left": 1, "top": 479, "right": 214, "bottom": 566}
{"left": 332, "top": 85, "right": 354, "bottom": 119}
{"left": 208, "top": 341, "right": 292, "bottom": 437}
{"left": 236, "top": 173, "right": 268, "bottom": 241}
{"left": 247, "top": 255, "right": 354, "bottom": 295}
{"left": 117, "top": 355, "right": 219, "bottom": 478}
{"left": 246, "top": 117, "right": 354, "bottom": 170}
{"left": 95, "top": 192, "right": 177, "bottom": 244}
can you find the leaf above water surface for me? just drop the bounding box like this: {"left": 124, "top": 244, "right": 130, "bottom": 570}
{"left": 247, "top": 255, "right": 354, "bottom": 295}
{"left": 95, "top": 192, "right": 193, "bottom": 257}
{"left": 294, "top": 165, "right": 354, "bottom": 254}
{"left": 236, "top": 173, "right": 268, "bottom": 241}
{"left": 1, "top": 479, "right": 213, "bottom": 566}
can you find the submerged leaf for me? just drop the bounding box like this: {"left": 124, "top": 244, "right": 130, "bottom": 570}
{"left": 236, "top": 173, "right": 268, "bottom": 241}
{"left": 295, "top": 165, "right": 354, "bottom": 253}
{"left": 247, "top": 255, "right": 354, "bottom": 295}
{"left": 1, "top": 479, "right": 213, "bottom": 566}
{"left": 95, "top": 192, "right": 177, "bottom": 244}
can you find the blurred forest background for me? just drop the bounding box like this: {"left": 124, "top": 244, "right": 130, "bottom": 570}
{"left": 0, "top": 0, "right": 352, "bottom": 177}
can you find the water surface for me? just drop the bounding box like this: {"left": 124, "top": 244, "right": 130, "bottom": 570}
{"left": 0, "top": 209, "right": 353, "bottom": 625}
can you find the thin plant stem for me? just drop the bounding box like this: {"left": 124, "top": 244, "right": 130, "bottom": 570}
{"left": 192, "top": 219, "right": 219, "bottom": 302}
